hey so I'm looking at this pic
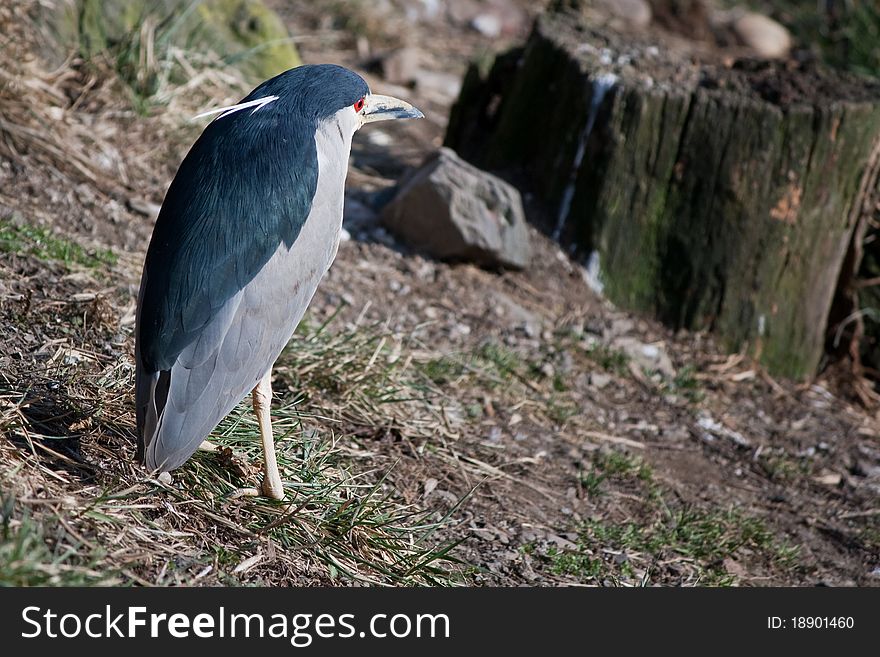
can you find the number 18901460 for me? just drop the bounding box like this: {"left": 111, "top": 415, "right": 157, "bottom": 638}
{"left": 768, "top": 616, "right": 855, "bottom": 629}
{"left": 793, "top": 617, "right": 854, "bottom": 629}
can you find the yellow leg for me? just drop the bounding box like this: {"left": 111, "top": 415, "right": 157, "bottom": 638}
{"left": 253, "top": 370, "right": 284, "bottom": 500}
{"left": 228, "top": 370, "right": 284, "bottom": 501}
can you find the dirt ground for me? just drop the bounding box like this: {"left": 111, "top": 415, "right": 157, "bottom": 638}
{"left": 1, "top": 0, "right": 879, "bottom": 586}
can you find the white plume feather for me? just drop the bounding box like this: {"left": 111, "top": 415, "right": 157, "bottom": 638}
{"left": 192, "top": 95, "right": 279, "bottom": 121}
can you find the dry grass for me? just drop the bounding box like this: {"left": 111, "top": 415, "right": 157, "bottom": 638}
{"left": 2, "top": 0, "right": 877, "bottom": 589}
{"left": 0, "top": 0, "right": 254, "bottom": 210}
{"left": 0, "top": 0, "right": 464, "bottom": 587}
{"left": 0, "top": 1, "right": 114, "bottom": 188}
{"left": 0, "top": 307, "right": 467, "bottom": 586}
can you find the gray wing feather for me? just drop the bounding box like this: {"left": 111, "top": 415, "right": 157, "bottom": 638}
{"left": 137, "top": 242, "right": 322, "bottom": 472}
{"left": 144, "top": 301, "right": 268, "bottom": 472}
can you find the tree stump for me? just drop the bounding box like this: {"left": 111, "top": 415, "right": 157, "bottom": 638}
{"left": 445, "top": 10, "right": 880, "bottom": 379}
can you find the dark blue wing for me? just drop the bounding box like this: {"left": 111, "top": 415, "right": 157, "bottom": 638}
{"left": 137, "top": 98, "right": 318, "bottom": 372}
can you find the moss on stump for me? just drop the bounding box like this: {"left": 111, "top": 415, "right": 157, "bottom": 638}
{"left": 446, "top": 11, "right": 880, "bottom": 379}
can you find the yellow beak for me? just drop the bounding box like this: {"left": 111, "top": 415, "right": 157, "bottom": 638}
{"left": 362, "top": 94, "right": 424, "bottom": 123}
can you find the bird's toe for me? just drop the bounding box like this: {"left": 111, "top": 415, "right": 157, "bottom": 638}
{"left": 228, "top": 486, "right": 261, "bottom": 499}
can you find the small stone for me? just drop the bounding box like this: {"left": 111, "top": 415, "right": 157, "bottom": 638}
{"left": 595, "top": 0, "right": 652, "bottom": 30}
{"left": 732, "top": 12, "right": 792, "bottom": 59}
{"left": 813, "top": 472, "right": 842, "bottom": 487}
{"left": 370, "top": 226, "right": 397, "bottom": 248}
{"left": 422, "top": 478, "right": 439, "bottom": 498}
{"left": 606, "top": 318, "right": 634, "bottom": 338}
{"left": 378, "top": 46, "right": 421, "bottom": 87}
{"left": 489, "top": 290, "right": 539, "bottom": 328}
{"left": 590, "top": 372, "right": 612, "bottom": 389}
{"left": 471, "top": 13, "right": 502, "bottom": 38}
{"left": 522, "top": 322, "right": 539, "bottom": 338}
{"left": 545, "top": 533, "right": 577, "bottom": 550}
{"left": 612, "top": 336, "right": 676, "bottom": 378}
{"left": 412, "top": 69, "right": 462, "bottom": 104}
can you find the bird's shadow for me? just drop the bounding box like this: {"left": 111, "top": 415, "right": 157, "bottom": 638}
{"left": 4, "top": 380, "right": 134, "bottom": 484}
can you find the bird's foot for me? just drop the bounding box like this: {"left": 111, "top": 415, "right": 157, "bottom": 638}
{"left": 260, "top": 472, "right": 285, "bottom": 501}
{"left": 228, "top": 472, "right": 285, "bottom": 501}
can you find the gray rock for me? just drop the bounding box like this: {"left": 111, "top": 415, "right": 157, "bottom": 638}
{"left": 413, "top": 69, "right": 462, "bottom": 105}
{"left": 375, "top": 48, "right": 461, "bottom": 103}
{"left": 378, "top": 47, "right": 421, "bottom": 87}
{"left": 611, "top": 336, "right": 676, "bottom": 378}
{"left": 488, "top": 290, "right": 539, "bottom": 329}
{"left": 382, "top": 148, "right": 532, "bottom": 269}
{"left": 596, "top": 0, "right": 652, "bottom": 30}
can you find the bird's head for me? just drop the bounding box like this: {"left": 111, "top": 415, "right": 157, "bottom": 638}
{"left": 194, "top": 64, "right": 423, "bottom": 142}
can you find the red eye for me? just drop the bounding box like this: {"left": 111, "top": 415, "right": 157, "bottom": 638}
{"left": 353, "top": 97, "right": 365, "bottom": 112}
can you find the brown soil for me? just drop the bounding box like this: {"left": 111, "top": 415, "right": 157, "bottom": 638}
{"left": 1, "top": 0, "right": 879, "bottom": 586}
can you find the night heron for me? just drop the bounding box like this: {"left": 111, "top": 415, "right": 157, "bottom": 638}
{"left": 135, "top": 64, "right": 422, "bottom": 499}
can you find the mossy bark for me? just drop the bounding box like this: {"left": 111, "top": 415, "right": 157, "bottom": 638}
{"left": 446, "top": 12, "right": 880, "bottom": 379}
{"left": 42, "top": 0, "right": 300, "bottom": 83}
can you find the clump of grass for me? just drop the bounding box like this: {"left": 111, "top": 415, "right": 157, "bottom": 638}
{"left": 165, "top": 400, "right": 462, "bottom": 585}
{"left": 419, "top": 356, "right": 468, "bottom": 386}
{"left": 82, "top": 3, "right": 220, "bottom": 113}
{"left": 597, "top": 451, "right": 654, "bottom": 480}
{"left": 413, "top": 339, "right": 583, "bottom": 429}
{"left": 856, "top": 524, "right": 880, "bottom": 553}
{"left": 666, "top": 364, "right": 705, "bottom": 403}
{"left": 585, "top": 342, "right": 630, "bottom": 375}
{"left": 579, "top": 471, "right": 604, "bottom": 498}
{"left": 277, "top": 311, "right": 449, "bottom": 440}
{"left": 0, "top": 217, "right": 117, "bottom": 268}
{"left": 415, "top": 340, "right": 533, "bottom": 392}
{"left": 756, "top": 450, "right": 810, "bottom": 483}
{"left": 0, "top": 494, "right": 116, "bottom": 586}
{"left": 547, "top": 546, "right": 603, "bottom": 579}
{"left": 543, "top": 506, "right": 800, "bottom": 585}
{"left": 546, "top": 395, "right": 578, "bottom": 425}
{"left": 110, "top": 3, "right": 211, "bottom": 106}
{"left": 478, "top": 342, "right": 525, "bottom": 380}
{"left": 579, "top": 450, "right": 653, "bottom": 497}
